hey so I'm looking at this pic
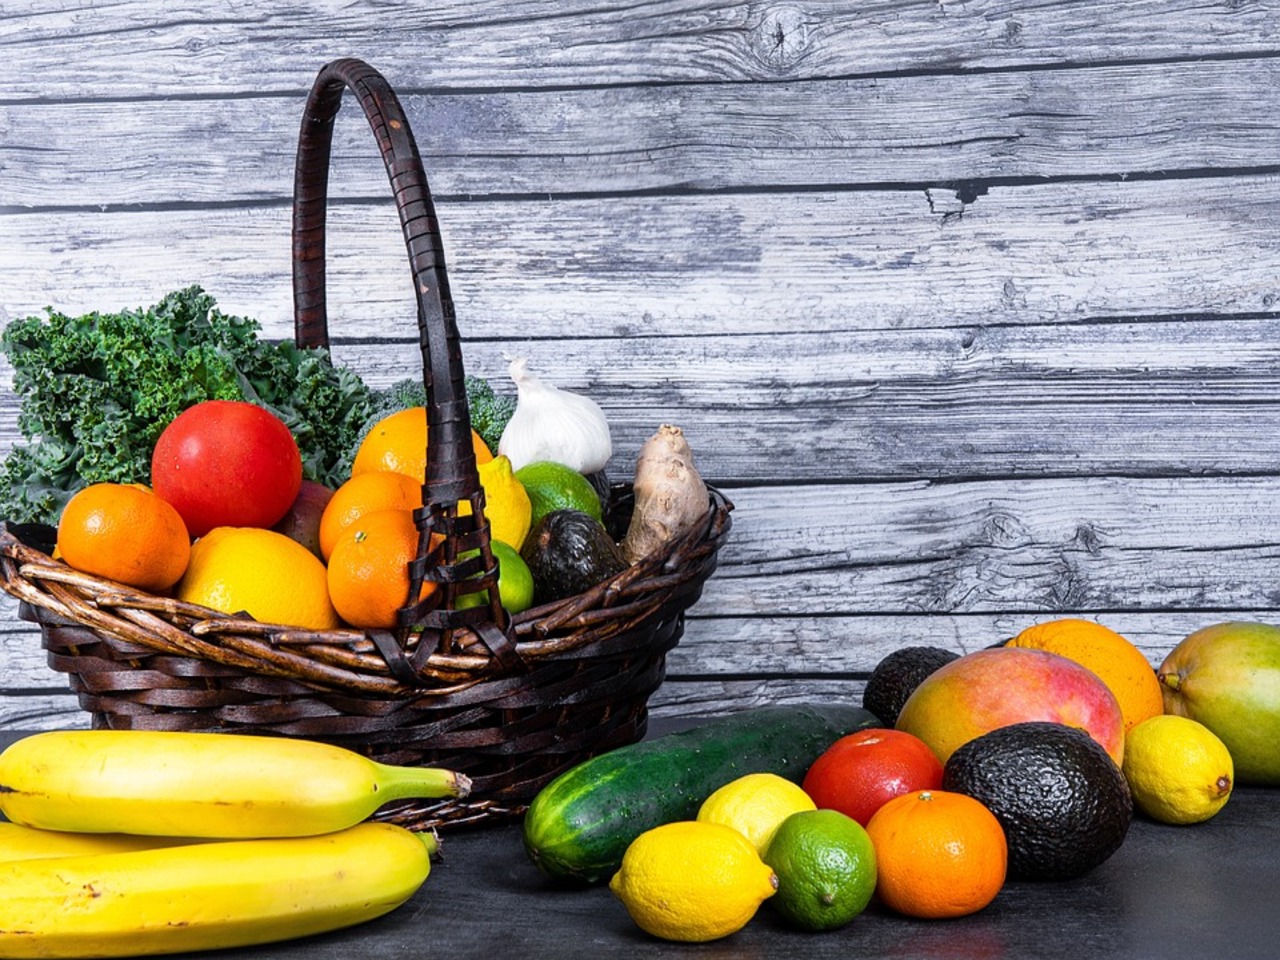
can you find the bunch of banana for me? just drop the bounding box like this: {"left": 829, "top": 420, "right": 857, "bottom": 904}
{"left": 0, "top": 730, "right": 467, "bottom": 958}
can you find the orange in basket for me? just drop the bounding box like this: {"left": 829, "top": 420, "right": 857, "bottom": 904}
{"left": 353, "top": 407, "right": 492, "bottom": 482}
{"left": 56, "top": 483, "right": 190, "bottom": 593}
{"left": 319, "top": 470, "right": 423, "bottom": 561}
{"left": 327, "top": 509, "right": 440, "bottom": 630}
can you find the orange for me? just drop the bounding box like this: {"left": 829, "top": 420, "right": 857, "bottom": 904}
{"left": 352, "top": 407, "right": 492, "bottom": 482}
{"left": 176, "top": 526, "right": 340, "bottom": 631}
{"left": 865, "top": 789, "right": 1007, "bottom": 919}
{"left": 318, "top": 470, "right": 423, "bottom": 562}
{"left": 1007, "top": 618, "right": 1164, "bottom": 734}
{"left": 326, "top": 509, "right": 440, "bottom": 629}
{"left": 56, "top": 483, "right": 190, "bottom": 592}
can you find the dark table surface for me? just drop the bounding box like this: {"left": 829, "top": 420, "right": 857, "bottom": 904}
{"left": 5, "top": 726, "right": 1277, "bottom": 960}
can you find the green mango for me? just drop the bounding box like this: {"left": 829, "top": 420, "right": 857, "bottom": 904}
{"left": 1158, "top": 621, "right": 1280, "bottom": 785}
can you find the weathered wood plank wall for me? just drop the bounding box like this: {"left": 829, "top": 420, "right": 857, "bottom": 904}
{"left": 3, "top": 0, "right": 1279, "bottom": 727}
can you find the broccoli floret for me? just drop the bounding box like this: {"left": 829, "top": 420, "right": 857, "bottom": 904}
{"left": 465, "top": 375, "right": 516, "bottom": 454}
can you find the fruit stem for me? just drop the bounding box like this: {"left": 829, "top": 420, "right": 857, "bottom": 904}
{"left": 1156, "top": 671, "right": 1181, "bottom": 692}
{"left": 372, "top": 762, "right": 473, "bottom": 802}
{"left": 416, "top": 830, "right": 441, "bottom": 858}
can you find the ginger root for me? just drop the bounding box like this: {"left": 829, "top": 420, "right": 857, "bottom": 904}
{"left": 621, "top": 424, "right": 709, "bottom": 564}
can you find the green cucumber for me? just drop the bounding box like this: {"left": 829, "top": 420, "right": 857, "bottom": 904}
{"left": 522, "top": 703, "right": 881, "bottom": 883}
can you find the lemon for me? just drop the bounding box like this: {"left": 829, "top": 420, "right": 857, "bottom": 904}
{"left": 458, "top": 455, "right": 532, "bottom": 550}
{"left": 176, "top": 527, "right": 340, "bottom": 631}
{"left": 513, "top": 460, "right": 602, "bottom": 530}
{"left": 1122, "top": 715, "right": 1234, "bottom": 824}
{"left": 763, "top": 809, "right": 878, "bottom": 932}
{"left": 609, "top": 821, "right": 777, "bottom": 942}
{"left": 456, "top": 540, "right": 535, "bottom": 614}
{"left": 696, "top": 772, "right": 817, "bottom": 856}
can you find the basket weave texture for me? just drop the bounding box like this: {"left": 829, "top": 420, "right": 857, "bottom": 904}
{"left": 0, "top": 58, "right": 732, "bottom": 830}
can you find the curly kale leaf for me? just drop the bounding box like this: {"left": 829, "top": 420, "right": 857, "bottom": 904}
{"left": 0, "top": 287, "right": 377, "bottom": 526}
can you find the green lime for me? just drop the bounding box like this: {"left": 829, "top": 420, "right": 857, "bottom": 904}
{"left": 763, "top": 809, "right": 877, "bottom": 932}
{"left": 456, "top": 540, "right": 535, "bottom": 614}
{"left": 513, "top": 461, "right": 602, "bottom": 530}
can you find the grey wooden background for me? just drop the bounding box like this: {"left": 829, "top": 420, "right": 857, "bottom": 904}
{"left": 2, "top": 1, "right": 1279, "bottom": 730}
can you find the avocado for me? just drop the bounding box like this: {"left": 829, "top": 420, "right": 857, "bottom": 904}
{"left": 520, "top": 509, "right": 628, "bottom": 605}
{"left": 941, "top": 721, "right": 1132, "bottom": 881}
{"left": 862, "top": 646, "right": 960, "bottom": 726}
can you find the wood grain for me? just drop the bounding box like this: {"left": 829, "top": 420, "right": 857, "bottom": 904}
{"left": 2, "top": 0, "right": 1275, "bottom": 98}
{"left": 6, "top": 308, "right": 1280, "bottom": 481}
{"left": 7, "top": 57, "right": 1280, "bottom": 207}
{"left": 4, "top": 174, "right": 1278, "bottom": 339}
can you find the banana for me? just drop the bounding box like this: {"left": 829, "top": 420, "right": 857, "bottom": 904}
{"left": 0, "top": 730, "right": 470, "bottom": 838}
{"left": 0, "top": 821, "right": 433, "bottom": 959}
{"left": 0, "top": 822, "right": 200, "bottom": 862}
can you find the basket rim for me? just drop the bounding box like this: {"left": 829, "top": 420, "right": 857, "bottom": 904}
{"left": 0, "top": 485, "right": 732, "bottom": 695}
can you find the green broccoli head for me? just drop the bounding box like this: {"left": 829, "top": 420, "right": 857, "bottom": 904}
{"left": 465, "top": 375, "right": 516, "bottom": 454}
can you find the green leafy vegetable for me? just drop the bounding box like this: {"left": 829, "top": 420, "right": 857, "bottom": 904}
{"left": 0, "top": 287, "right": 377, "bottom": 526}
{"left": 466, "top": 375, "right": 518, "bottom": 455}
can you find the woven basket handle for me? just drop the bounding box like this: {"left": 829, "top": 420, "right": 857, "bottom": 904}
{"left": 291, "top": 58, "right": 523, "bottom": 677}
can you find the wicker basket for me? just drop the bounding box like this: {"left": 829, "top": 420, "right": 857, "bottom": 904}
{"left": 0, "top": 58, "right": 732, "bottom": 830}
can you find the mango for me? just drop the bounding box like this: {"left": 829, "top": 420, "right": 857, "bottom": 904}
{"left": 1158, "top": 622, "right": 1280, "bottom": 785}
{"left": 895, "top": 647, "right": 1125, "bottom": 767}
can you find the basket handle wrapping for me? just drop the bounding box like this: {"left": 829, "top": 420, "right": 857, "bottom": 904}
{"left": 291, "top": 58, "right": 523, "bottom": 678}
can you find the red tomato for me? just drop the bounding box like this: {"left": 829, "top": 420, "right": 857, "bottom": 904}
{"left": 802, "top": 728, "right": 944, "bottom": 826}
{"left": 151, "top": 400, "right": 302, "bottom": 538}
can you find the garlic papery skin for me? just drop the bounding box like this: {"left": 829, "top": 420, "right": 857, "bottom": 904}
{"left": 497, "top": 357, "right": 613, "bottom": 473}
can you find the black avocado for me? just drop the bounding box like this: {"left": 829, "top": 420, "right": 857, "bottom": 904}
{"left": 942, "top": 721, "right": 1133, "bottom": 881}
{"left": 862, "top": 646, "right": 960, "bottom": 726}
{"left": 520, "top": 509, "right": 628, "bottom": 606}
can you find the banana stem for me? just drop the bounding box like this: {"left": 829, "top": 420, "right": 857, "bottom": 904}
{"left": 417, "top": 830, "right": 441, "bottom": 858}
{"left": 373, "top": 762, "right": 472, "bottom": 802}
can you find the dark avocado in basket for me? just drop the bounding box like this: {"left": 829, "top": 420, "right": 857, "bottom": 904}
{"left": 520, "top": 509, "right": 628, "bottom": 606}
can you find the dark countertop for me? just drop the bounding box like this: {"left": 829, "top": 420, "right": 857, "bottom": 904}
{"left": 4, "top": 727, "right": 1277, "bottom": 960}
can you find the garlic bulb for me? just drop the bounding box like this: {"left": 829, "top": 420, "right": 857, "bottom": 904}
{"left": 497, "top": 357, "right": 613, "bottom": 473}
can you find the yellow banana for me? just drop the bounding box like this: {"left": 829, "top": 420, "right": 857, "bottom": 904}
{"left": 0, "top": 730, "right": 470, "bottom": 837}
{"left": 0, "top": 822, "right": 200, "bottom": 862}
{"left": 0, "top": 821, "right": 433, "bottom": 959}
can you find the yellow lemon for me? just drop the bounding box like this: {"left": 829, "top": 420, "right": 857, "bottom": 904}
{"left": 1122, "top": 715, "right": 1234, "bottom": 824}
{"left": 609, "top": 821, "right": 777, "bottom": 942}
{"left": 697, "top": 773, "right": 817, "bottom": 856}
{"left": 457, "top": 455, "right": 532, "bottom": 551}
{"left": 176, "top": 527, "right": 340, "bottom": 631}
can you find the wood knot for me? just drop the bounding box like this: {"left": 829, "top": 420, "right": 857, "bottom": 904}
{"left": 984, "top": 512, "right": 1030, "bottom": 548}
{"left": 747, "top": 4, "right": 811, "bottom": 73}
